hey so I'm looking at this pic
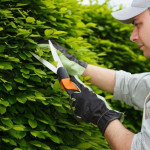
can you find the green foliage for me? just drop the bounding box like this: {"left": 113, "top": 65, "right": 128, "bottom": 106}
{"left": 0, "top": 0, "right": 108, "bottom": 149}
{"left": 0, "top": 0, "right": 148, "bottom": 149}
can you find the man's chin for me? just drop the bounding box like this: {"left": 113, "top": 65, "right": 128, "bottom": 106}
{"left": 143, "top": 52, "right": 150, "bottom": 59}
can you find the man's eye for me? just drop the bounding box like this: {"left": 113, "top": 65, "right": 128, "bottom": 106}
{"left": 134, "top": 22, "right": 142, "bottom": 27}
{"left": 135, "top": 23, "right": 139, "bottom": 27}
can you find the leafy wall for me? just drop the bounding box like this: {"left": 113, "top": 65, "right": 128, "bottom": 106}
{"left": 0, "top": 0, "right": 149, "bottom": 149}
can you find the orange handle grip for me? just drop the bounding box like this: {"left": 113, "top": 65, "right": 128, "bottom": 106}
{"left": 57, "top": 67, "right": 79, "bottom": 94}
{"left": 60, "top": 78, "right": 79, "bottom": 91}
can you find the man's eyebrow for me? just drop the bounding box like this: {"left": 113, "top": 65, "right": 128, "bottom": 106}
{"left": 132, "top": 18, "right": 137, "bottom": 25}
{"left": 132, "top": 20, "right": 135, "bottom": 24}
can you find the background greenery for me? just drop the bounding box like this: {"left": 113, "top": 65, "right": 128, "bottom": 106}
{"left": 0, "top": 0, "right": 149, "bottom": 149}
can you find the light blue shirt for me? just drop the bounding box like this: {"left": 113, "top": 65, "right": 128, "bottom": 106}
{"left": 113, "top": 70, "right": 150, "bottom": 150}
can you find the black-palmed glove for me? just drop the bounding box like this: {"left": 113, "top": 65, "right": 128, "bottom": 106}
{"left": 69, "top": 76, "right": 123, "bottom": 135}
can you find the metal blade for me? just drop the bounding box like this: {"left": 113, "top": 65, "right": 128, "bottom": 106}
{"left": 48, "top": 40, "right": 63, "bottom": 69}
{"left": 30, "top": 52, "right": 57, "bottom": 74}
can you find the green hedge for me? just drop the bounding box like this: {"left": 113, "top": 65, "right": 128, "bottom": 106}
{"left": 0, "top": 0, "right": 149, "bottom": 149}
{"left": 0, "top": 0, "right": 109, "bottom": 149}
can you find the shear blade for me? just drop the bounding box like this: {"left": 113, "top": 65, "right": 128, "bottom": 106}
{"left": 30, "top": 52, "right": 57, "bottom": 74}
{"left": 48, "top": 40, "right": 63, "bottom": 69}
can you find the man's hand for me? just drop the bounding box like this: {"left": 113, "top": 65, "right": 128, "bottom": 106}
{"left": 69, "top": 76, "right": 123, "bottom": 135}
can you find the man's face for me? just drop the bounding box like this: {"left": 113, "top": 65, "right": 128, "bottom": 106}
{"left": 130, "top": 9, "right": 150, "bottom": 59}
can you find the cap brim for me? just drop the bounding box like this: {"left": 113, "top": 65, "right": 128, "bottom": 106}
{"left": 111, "top": 7, "right": 147, "bottom": 24}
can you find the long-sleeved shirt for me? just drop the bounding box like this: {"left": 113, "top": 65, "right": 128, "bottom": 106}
{"left": 113, "top": 70, "right": 150, "bottom": 150}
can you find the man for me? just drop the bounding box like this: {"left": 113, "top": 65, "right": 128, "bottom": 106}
{"left": 53, "top": 0, "right": 150, "bottom": 149}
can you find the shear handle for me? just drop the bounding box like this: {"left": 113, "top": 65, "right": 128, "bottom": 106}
{"left": 57, "top": 67, "right": 79, "bottom": 95}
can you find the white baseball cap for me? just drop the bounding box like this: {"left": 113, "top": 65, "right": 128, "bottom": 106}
{"left": 112, "top": 0, "right": 150, "bottom": 24}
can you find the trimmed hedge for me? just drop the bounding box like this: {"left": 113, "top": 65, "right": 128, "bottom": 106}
{"left": 0, "top": 0, "right": 108, "bottom": 150}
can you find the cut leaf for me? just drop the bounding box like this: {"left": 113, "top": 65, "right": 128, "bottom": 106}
{"left": 3, "top": 83, "right": 12, "bottom": 91}
{"left": 13, "top": 125, "right": 26, "bottom": 131}
{"left": 0, "top": 62, "right": 13, "bottom": 70}
{"left": 0, "top": 105, "right": 6, "bottom": 114}
{"left": 28, "top": 119, "right": 38, "bottom": 129}
{"left": 2, "top": 138, "right": 17, "bottom": 146}
{"left": 44, "top": 29, "right": 54, "bottom": 36}
{"left": 1, "top": 118, "right": 13, "bottom": 128}
{"left": 26, "top": 17, "right": 35, "bottom": 24}
{"left": 30, "top": 140, "right": 51, "bottom": 150}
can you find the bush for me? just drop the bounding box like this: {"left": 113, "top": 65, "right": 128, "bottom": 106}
{"left": 0, "top": 0, "right": 109, "bottom": 149}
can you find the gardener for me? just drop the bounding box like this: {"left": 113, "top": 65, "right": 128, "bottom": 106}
{"left": 53, "top": 0, "right": 150, "bottom": 149}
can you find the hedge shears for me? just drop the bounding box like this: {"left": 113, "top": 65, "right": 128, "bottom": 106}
{"left": 31, "top": 40, "right": 79, "bottom": 95}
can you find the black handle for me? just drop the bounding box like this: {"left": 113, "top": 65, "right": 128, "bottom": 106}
{"left": 57, "top": 67, "right": 79, "bottom": 95}
{"left": 57, "top": 67, "right": 69, "bottom": 81}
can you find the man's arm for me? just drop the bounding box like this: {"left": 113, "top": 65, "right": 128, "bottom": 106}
{"left": 83, "top": 64, "right": 116, "bottom": 93}
{"left": 104, "top": 119, "right": 134, "bottom": 150}
{"left": 52, "top": 41, "right": 116, "bottom": 92}
{"left": 83, "top": 65, "right": 136, "bottom": 150}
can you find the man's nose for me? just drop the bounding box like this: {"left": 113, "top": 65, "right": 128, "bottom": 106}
{"left": 130, "top": 27, "right": 139, "bottom": 42}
